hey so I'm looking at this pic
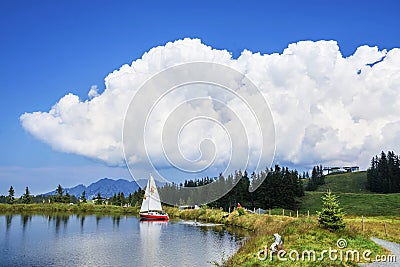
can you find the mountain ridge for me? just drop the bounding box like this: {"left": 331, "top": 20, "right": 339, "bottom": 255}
{"left": 43, "top": 178, "right": 140, "bottom": 200}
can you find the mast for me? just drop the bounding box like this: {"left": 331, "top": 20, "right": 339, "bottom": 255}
{"left": 140, "top": 175, "right": 162, "bottom": 213}
{"left": 147, "top": 180, "right": 150, "bottom": 212}
{"left": 140, "top": 178, "right": 151, "bottom": 213}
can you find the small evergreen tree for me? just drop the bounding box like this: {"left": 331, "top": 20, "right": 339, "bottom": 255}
{"left": 81, "top": 191, "right": 87, "bottom": 203}
{"left": 64, "top": 192, "right": 71, "bottom": 203}
{"left": 95, "top": 192, "right": 103, "bottom": 205}
{"left": 56, "top": 184, "right": 63, "bottom": 196}
{"left": 317, "top": 190, "right": 345, "bottom": 231}
{"left": 21, "top": 186, "right": 33, "bottom": 204}
{"left": 112, "top": 193, "right": 117, "bottom": 205}
{"left": 6, "top": 186, "right": 15, "bottom": 204}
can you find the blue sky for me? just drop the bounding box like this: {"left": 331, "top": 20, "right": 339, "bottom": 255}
{"left": 1, "top": 0, "right": 399, "bottom": 195}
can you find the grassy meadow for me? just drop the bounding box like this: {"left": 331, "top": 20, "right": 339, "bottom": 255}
{"left": 163, "top": 207, "right": 399, "bottom": 266}
{"left": 300, "top": 171, "right": 400, "bottom": 216}
{"left": 168, "top": 171, "right": 400, "bottom": 266}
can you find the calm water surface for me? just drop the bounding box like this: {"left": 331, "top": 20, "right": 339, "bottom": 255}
{"left": 0, "top": 214, "right": 247, "bottom": 267}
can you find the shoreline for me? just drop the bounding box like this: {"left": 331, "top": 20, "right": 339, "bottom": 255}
{"left": 0, "top": 203, "right": 140, "bottom": 216}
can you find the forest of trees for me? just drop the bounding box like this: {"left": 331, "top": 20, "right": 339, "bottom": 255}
{"left": 108, "top": 189, "right": 145, "bottom": 206}
{"left": 367, "top": 151, "right": 400, "bottom": 193}
{"left": 0, "top": 184, "right": 79, "bottom": 204}
{"left": 0, "top": 183, "right": 145, "bottom": 207}
{"left": 2, "top": 164, "right": 330, "bottom": 211}
{"left": 160, "top": 165, "right": 305, "bottom": 211}
{"left": 305, "top": 165, "right": 325, "bottom": 191}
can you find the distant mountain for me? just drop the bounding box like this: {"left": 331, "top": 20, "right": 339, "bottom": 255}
{"left": 43, "top": 178, "right": 140, "bottom": 200}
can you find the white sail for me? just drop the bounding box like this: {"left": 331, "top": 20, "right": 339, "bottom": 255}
{"left": 140, "top": 175, "right": 162, "bottom": 212}
{"left": 140, "top": 179, "right": 150, "bottom": 213}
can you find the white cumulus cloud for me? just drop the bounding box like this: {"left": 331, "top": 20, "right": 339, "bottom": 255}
{"left": 20, "top": 38, "right": 400, "bottom": 174}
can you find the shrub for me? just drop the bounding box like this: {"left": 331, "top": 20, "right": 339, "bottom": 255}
{"left": 237, "top": 207, "right": 245, "bottom": 216}
{"left": 317, "top": 189, "right": 345, "bottom": 231}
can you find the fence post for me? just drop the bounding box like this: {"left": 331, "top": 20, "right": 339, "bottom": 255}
{"left": 362, "top": 215, "right": 364, "bottom": 234}
{"left": 282, "top": 209, "right": 285, "bottom": 216}
{"left": 297, "top": 210, "right": 299, "bottom": 218}
{"left": 289, "top": 211, "right": 292, "bottom": 217}
{"left": 269, "top": 208, "right": 271, "bottom": 216}
{"left": 307, "top": 210, "right": 309, "bottom": 217}
{"left": 384, "top": 221, "right": 387, "bottom": 236}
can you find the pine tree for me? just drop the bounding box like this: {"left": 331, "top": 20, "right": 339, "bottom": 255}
{"left": 112, "top": 193, "right": 117, "bottom": 205}
{"left": 56, "top": 184, "right": 63, "bottom": 196}
{"left": 81, "top": 191, "right": 87, "bottom": 203}
{"left": 64, "top": 192, "right": 71, "bottom": 203}
{"left": 21, "top": 186, "right": 33, "bottom": 204}
{"left": 120, "top": 192, "right": 125, "bottom": 206}
{"left": 317, "top": 190, "right": 345, "bottom": 231}
{"left": 6, "top": 186, "right": 15, "bottom": 204}
{"left": 95, "top": 192, "right": 103, "bottom": 205}
{"left": 367, "top": 151, "right": 400, "bottom": 193}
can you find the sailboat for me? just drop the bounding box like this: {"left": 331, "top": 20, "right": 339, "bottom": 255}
{"left": 140, "top": 175, "right": 169, "bottom": 221}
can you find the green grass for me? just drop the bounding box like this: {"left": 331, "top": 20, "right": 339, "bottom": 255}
{"left": 163, "top": 207, "right": 399, "bottom": 266}
{"left": 225, "top": 214, "right": 400, "bottom": 266}
{"left": 317, "top": 171, "right": 369, "bottom": 193}
{"left": 0, "top": 203, "right": 141, "bottom": 215}
{"left": 238, "top": 171, "right": 400, "bottom": 265}
{"left": 300, "top": 171, "right": 400, "bottom": 216}
{"left": 300, "top": 191, "right": 400, "bottom": 216}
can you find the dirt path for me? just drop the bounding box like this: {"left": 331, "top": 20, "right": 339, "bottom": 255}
{"left": 360, "top": 237, "right": 399, "bottom": 266}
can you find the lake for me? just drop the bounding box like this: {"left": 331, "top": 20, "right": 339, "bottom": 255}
{"left": 0, "top": 214, "right": 247, "bottom": 266}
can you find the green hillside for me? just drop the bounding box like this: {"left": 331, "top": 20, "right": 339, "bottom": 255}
{"left": 300, "top": 171, "right": 400, "bottom": 216}
{"left": 316, "top": 171, "right": 369, "bottom": 193}
{"left": 300, "top": 191, "right": 400, "bottom": 216}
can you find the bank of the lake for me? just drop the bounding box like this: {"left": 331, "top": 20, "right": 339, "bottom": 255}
{"left": 164, "top": 207, "right": 400, "bottom": 266}
{"left": 0, "top": 203, "right": 140, "bottom": 215}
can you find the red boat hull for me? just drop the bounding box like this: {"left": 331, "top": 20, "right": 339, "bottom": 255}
{"left": 140, "top": 213, "right": 169, "bottom": 221}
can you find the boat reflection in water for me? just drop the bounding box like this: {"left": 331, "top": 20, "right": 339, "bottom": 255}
{"left": 139, "top": 219, "right": 168, "bottom": 266}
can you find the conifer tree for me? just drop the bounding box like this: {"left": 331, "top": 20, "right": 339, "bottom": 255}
{"left": 64, "top": 192, "right": 71, "bottom": 203}
{"left": 81, "top": 191, "right": 87, "bottom": 203}
{"left": 6, "top": 186, "right": 15, "bottom": 204}
{"left": 317, "top": 190, "right": 345, "bottom": 231}
{"left": 95, "top": 192, "right": 103, "bottom": 205}
{"left": 56, "top": 184, "right": 63, "bottom": 196}
{"left": 21, "top": 186, "right": 32, "bottom": 204}
{"left": 367, "top": 151, "right": 400, "bottom": 193}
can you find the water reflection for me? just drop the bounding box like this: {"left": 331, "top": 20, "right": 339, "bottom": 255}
{"left": 1, "top": 214, "right": 247, "bottom": 267}
{"left": 112, "top": 215, "right": 120, "bottom": 228}
{"left": 5, "top": 214, "right": 12, "bottom": 232}
{"left": 21, "top": 214, "right": 32, "bottom": 232}
{"left": 45, "top": 214, "right": 70, "bottom": 235}
{"left": 139, "top": 220, "right": 168, "bottom": 266}
{"left": 96, "top": 215, "right": 102, "bottom": 227}
{"left": 77, "top": 214, "right": 85, "bottom": 230}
